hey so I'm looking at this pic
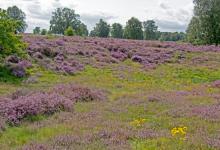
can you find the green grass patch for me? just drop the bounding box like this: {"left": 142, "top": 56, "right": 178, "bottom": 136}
{"left": 0, "top": 65, "right": 24, "bottom": 84}
{"left": 0, "top": 124, "right": 70, "bottom": 148}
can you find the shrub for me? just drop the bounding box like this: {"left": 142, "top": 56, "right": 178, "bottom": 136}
{"left": 53, "top": 84, "right": 106, "bottom": 102}
{"left": 0, "top": 92, "right": 73, "bottom": 125}
{"left": 64, "top": 26, "right": 75, "bottom": 36}
{"left": 0, "top": 65, "right": 24, "bottom": 83}
{"left": 41, "top": 29, "right": 47, "bottom": 35}
{"left": 0, "top": 9, "right": 26, "bottom": 59}
{"left": 5, "top": 55, "right": 32, "bottom": 77}
{"left": 0, "top": 84, "right": 105, "bottom": 126}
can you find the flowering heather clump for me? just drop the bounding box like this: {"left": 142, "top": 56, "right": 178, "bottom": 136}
{"left": 206, "top": 136, "right": 220, "bottom": 149}
{"left": 98, "top": 129, "right": 131, "bottom": 146}
{"left": 53, "top": 84, "right": 106, "bottom": 102}
{"left": 53, "top": 135, "right": 82, "bottom": 147}
{"left": 0, "top": 92, "right": 73, "bottom": 125}
{"left": 192, "top": 104, "right": 220, "bottom": 121}
{"left": 22, "top": 143, "right": 49, "bottom": 150}
{"left": 23, "top": 34, "right": 219, "bottom": 74}
{"left": 5, "top": 55, "right": 32, "bottom": 77}
{"left": 0, "top": 84, "right": 105, "bottom": 126}
{"left": 211, "top": 80, "right": 220, "bottom": 88}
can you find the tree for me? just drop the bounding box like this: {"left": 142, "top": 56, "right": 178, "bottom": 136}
{"left": 187, "top": 0, "right": 220, "bottom": 45}
{"left": 186, "top": 17, "right": 204, "bottom": 44}
{"left": 143, "top": 20, "right": 158, "bottom": 40}
{"left": 91, "top": 19, "right": 110, "bottom": 38}
{"left": 76, "top": 23, "right": 88, "bottom": 36}
{"left": 159, "top": 32, "right": 186, "bottom": 41}
{"left": 0, "top": 9, "right": 26, "bottom": 58}
{"left": 41, "top": 29, "right": 47, "bottom": 35}
{"left": 50, "top": 8, "right": 82, "bottom": 35}
{"left": 64, "top": 26, "right": 75, "bottom": 36}
{"left": 111, "top": 23, "right": 123, "bottom": 38}
{"left": 33, "top": 27, "right": 41, "bottom": 34}
{"left": 6, "top": 6, "right": 27, "bottom": 33}
{"left": 124, "top": 17, "right": 143, "bottom": 40}
{"left": 89, "top": 30, "right": 97, "bottom": 37}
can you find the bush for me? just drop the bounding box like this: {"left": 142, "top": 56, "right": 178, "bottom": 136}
{"left": 0, "top": 92, "right": 73, "bottom": 125}
{"left": 0, "top": 64, "right": 24, "bottom": 83}
{"left": 41, "top": 29, "right": 47, "bottom": 35}
{"left": 0, "top": 84, "right": 105, "bottom": 126}
{"left": 0, "top": 9, "right": 26, "bottom": 60}
{"left": 64, "top": 26, "right": 75, "bottom": 36}
{"left": 5, "top": 55, "right": 32, "bottom": 77}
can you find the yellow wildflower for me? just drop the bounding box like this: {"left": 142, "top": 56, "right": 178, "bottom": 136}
{"left": 171, "top": 126, "right": 187, "bottom": 140}
{"left": 130, "top": 118, "right": 146, "bottom": 128}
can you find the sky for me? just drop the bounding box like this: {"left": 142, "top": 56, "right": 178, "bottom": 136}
{"left": 0, "top": 0, "right": 194, "bottom": 33}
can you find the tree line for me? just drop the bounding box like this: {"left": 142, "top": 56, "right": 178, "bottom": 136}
{"left": 1, "top": 0, "right": 220, "bottom": 45}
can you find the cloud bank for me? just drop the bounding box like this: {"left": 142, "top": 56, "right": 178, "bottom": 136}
{"left": 0, "top": 0, "right": 194, "bottom": 33}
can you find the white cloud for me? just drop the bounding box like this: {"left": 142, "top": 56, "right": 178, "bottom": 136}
{"left": 0, "top": 0, "right": 194, "bottom": 33}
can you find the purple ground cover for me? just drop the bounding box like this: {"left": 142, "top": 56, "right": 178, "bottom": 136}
{"left": 0, "top": 84, "right": 105, "bottom": 126}
{"left": 23, "top": 35, "right": 220, "bottom": 74}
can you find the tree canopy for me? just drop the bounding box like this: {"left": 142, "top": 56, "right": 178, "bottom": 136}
{"left": 76, "top": 23, "right": 89, "bottom": 36}
{"left": 0, "top": 9, "right": 26, "bottom": 59}
{"left": 124, "top": 17, "right": 143, "bottom": 40}
{"left": 90, "top": 19, "right": 110, "bottom": 38}
{"left": 6, "top": 6, "right": 27, "bottom": 33}
{"left": 49, "top": 7, "right": 87, "bottom": 36}
{"left": 33, "top": 27, "right": 41, "bottom": 34}
{"left": 111, "top": 23, "right": 123, "bottom": 38}
{"left": 143, "top": 20, "right": 158, "bottom": 40}
{"left": 187, "top": 0, "right": 220, "bottom": 45}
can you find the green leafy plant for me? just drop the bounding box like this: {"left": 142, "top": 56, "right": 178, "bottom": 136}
{"left": 0, "top": 9, "right": 26, "bottom": 60}
{"left": 64, "top": 26, "right": 75, "bottom": 36}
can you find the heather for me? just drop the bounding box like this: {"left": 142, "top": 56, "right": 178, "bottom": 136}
{"left": 0, "top": 84, "right": 105, "bottom": 126}
{"left": 0, "top": 36, "right": 220, "bottom": 149}
{"left": 22, "top": 35, "right": 220, "bottom": 76}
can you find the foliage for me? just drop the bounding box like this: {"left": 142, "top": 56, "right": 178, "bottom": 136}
{"left": 76, "top": 23, "right": 88, "bottom": 36}
{"left": 143, "top": 20, "right": 158, "bottom": 40}
{"left": 33, "top": 27, "right": 41, "bottom": 34}
{"left": 111, "top": 23, "right": 123, "bottom": 38}
{"left": 6, "top": 6, "right": 27, "bottom": 33}
{"left": 41, "top": 29, "right": 47, "bottom": 35}
{"left": 49, "top": 7, "right": 85, "bottom": 36}
{"left": 89, "top": 30, "right": 97, "bottom": 37}
{"left": 64, "top": 26, "right": 75, "bottom": 36}
{"left": 0, "top": 65, "right": 24, "bottom": 84}
{"left": 0, "top": 9, "right": 26, "bottom": 59}
{"left": 124, "top": 17, "right": 143, "bottom": 40}
{"left": 159, "top": 32, "right": 186, "bottom": 42}
{"left": 90, "top": 19, "right": 110, "bottom": 38}
{"left": 187, "top": 0, "right": 220, "bottom": 45}
{"left": 186, "top": 17, "right": 205, "bottom": 45}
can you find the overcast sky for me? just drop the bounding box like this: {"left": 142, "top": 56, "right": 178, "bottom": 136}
{"left": 0, "top": 0, "right": 194, "bottom": 33}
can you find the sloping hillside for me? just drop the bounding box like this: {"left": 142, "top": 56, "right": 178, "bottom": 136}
{"left": 0, "top": 35, "right": 220, "bottom": 149}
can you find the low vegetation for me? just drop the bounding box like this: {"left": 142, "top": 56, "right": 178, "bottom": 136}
{"left": 0, "top": 34, "right": 220, "bottom": 149}
{"left": 0, "top": 0, "right": 220, "bottom": 149}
